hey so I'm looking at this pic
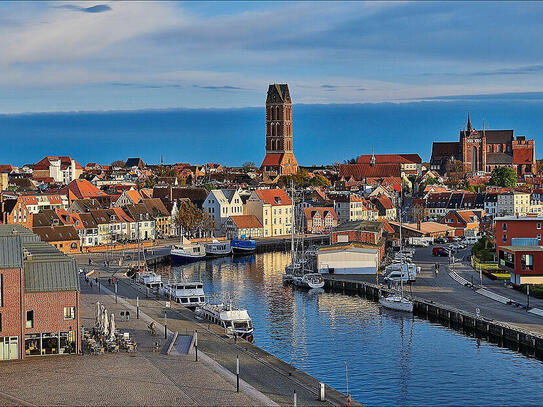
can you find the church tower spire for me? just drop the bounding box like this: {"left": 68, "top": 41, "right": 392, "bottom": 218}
{"left": 467, "top": 112, "right": 472, "bottom": 133}
{"left": 370, "top": 147, "right": 376, "bottom": 167}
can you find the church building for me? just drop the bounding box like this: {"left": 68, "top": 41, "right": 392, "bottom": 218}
{"left": 430, "top": 114, "right": 536, "bottom": 176}
{"left": 260, "top": 84, "right": 298, "bottom": 176}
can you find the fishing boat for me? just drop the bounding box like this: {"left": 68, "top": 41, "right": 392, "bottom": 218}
{"left": 231, "top": 238, "right": 256, "bottom": 254}
{"left": 204, "top": 239, "right": 232, "bottom": 257}
{"left": 160, "top": 279, "right": 205, "bottom": 308}
{"left": 171, "top": 237, "right": 206, "bottom": 263}
{"left": 137, "top": 272, "right": 163, "bottom": 289}
{"left": 195, "top": 303, "right": 254, "bottom": 342}
{"left": 379, "top": 180, "right": 413, "bottom": 313}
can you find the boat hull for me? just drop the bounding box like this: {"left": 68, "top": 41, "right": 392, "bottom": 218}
{"left": 379, "top": 296, "right": 414, "bottom": 312}
{"left": 170, "top": 253, "right": 206, "bottom": 263}
{"left": 231, "top": 239, "right": 256, "bottom": 254}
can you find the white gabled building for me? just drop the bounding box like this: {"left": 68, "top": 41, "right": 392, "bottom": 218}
{"left": 203, "top": 189, "right": 244, "bottom": 230}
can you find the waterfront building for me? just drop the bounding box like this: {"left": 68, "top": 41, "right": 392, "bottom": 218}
{"left": 430, "top": 114, "right": 536, "bottom": 175}
{"left": 0, "top": 225, "right": 80, "bottom": 361}
{"left": 33, "top": 156, "right": 83, "bottom": 184}
{"left": 124, "top": 203, "right": 156, "bottom": 241}
{"left": 32, "top": 225, "right": 81, "bottom": 254}
{"left": 331, "top": 220, "right": 387, "bottom": 259}
{"left": 327, "top": 193, "right": 365, "bottom": 224}
{"left": 223, "top": 215, "right": 263, "bottom": 239}
{"left": 202, "top": 189, "right": 244, "bottom": 231}
{"left": 317, "top": 244, "right": 380, "bottom": 274}
{"left": 495, "top": 216, "right": 543, "bottom": 284}
{"left": 246, "top": 188, "right": 292, "bottom": 237}
{"left": 141, "top": 198, "right": 171, "bottom": 238}
{"left": 260, "top": 84, "right": 298, "bottom": 176}
{"left": 303, "top": 207, "right": 338, "bottom": 234}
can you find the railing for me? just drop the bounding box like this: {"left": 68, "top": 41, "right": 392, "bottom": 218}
{"left": 471, "top": 256, "right": 500, "bottom": 271}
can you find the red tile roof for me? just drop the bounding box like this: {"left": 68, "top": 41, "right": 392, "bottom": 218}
{"left": 339, "top": 164, "right": 401, "bottom": 180}
{"left": 64, "top": 179, "right": 107, "bottom": 199}
{"left": 230, "top": 215, "right": 263, "bottom": 229}
{"left": 34, "top": 156, "right": 83, "bottom": 170}
{"left": 261, "top": 153, "right": 284, "bottom": 166}
{"left": 255, "top": 188, "right": 292, "bottom": 206}
{"left": 357, "top": 154, "right": 421, "bottom": 164}
{"left": 303, "top": 207, "right": 338, "bottom": 221}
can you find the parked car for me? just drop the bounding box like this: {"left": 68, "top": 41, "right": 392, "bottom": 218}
{"left": 432, "top": 246, "right": 445, "bottom": 256}
{"left": 434, "top": 237, "right": 447, "bottom": 244}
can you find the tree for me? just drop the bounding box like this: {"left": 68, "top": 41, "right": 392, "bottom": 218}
{"left": 311, "top": 174, "right": 331, "bottom": 187}
{"left": 343, "top": 157, "right": 358, "bottom": 164}
{"left": 174, "top": 200, "right": 215, "bottom": 238}
{"left": 111, "top": 160, "right": 125, "bottom": 168}
{"left": 489, "top": 166, "right": 517, "bottom": 188}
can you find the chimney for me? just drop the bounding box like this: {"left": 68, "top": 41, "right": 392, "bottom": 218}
{"left": 417, "top": 220, "right": 421, "bottom": 231}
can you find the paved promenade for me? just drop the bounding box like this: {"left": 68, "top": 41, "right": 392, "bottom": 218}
{"left": 0, "top": 277, "right": 269, "bottom": 407}
{"left": 78, "top": 266, "right": 358, "bottom": 407}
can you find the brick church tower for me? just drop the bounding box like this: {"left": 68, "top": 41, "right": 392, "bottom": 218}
{"left": 260, "top": 84, "right": 298, "bottom": 176}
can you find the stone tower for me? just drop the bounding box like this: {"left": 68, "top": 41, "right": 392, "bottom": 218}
{"left": 260, "top": 84, "right": 298, "bottom": 175}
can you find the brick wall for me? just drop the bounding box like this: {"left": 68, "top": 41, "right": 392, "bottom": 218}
{"left": 0, "top": 268, "right": 23, "bottom": 340}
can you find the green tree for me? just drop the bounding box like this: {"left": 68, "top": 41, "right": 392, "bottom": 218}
{"left": 489, "top": 167, "right": 517, "bottom": 188}
{"left": 242, "top": 161, "right": 256, "bottom": 171}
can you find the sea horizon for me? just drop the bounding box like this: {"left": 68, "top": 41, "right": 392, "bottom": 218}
{"left": 3, "top": 98, "right": 543, "bottom": 167}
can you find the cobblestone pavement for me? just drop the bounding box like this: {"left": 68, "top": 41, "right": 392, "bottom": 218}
{"left": 0, "top": 278, "right": 266, "bottom": 407}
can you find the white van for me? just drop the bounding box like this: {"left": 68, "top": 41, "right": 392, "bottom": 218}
{"left": 384, "top": 264, "right": 418, "bottom": 283}
{"left": 463, "top": 236, "right": 479, "bottom": 244}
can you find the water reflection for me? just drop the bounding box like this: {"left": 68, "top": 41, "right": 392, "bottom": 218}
{"left": 155, "top": 251, "right": 543, "bottom": 407}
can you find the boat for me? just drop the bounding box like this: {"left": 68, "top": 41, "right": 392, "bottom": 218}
{"left": 231, "top": 238, "right": 256, "bottom": 254}
{"left": 379, "top": 294, "right": 414, "bottom": 312}
{"left": 195, "top": 302, "right": 254, "bottom": 342}
{"left": 204, "top": 239, "right": 232, "bottom": 257}
{"left": 137, "top": 272, "right": 163, "bottom": 289}
{"left": 171, "top": 237, "right": 206, "bottom": 263}
{"left": 160, "top": 279, "right": 205, "bottom": 308}
{"left": 292, "top": 272, "right": 325, "bottom": 289}
{"left": 379, "top": 180, "right": 413, "bottom": 313}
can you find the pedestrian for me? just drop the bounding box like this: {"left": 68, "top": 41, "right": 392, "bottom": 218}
{"left": 88, "top": 258, "right": 92, "bottom": 266}
{"left": 108, "top": 278, "right": 112, "bottom": 285}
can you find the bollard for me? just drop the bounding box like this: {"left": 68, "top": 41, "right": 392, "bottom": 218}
{"left": 293, "top": 390, "right": 297, "bottom": 407}
{"left": 136, "top": 297, "right": 140, "bottom": 319}
{"left": 319, "top": 382, "right": 325, "bottom": 401}
{"left": 115, "top": 282, "right": 118, "bottom": 303}
{"left": 236, "top": 355, "right": 240, "bottom": 392}
{"left": 98, "top": 281, "right": 101, "bottom": 293}
{"left": 195, "top": 330, "right": 198, "bottom": 361}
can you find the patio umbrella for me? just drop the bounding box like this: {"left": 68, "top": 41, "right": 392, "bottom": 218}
{"left": 103, "top": 310, "right": 109, "bottom": 337}
{"left": 108, "top": 313, "right": 116, "bottom": 341}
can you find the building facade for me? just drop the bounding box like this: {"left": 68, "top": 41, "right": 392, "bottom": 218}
{"left": 260, "top": 84, "right": 298, "bottom": 176}
{"left": 430, "top": 114, "right": 536, "bottom": 175}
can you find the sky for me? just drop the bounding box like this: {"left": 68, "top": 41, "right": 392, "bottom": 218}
{"left": 2, "top": 1, "right": 543, "bottom": 113}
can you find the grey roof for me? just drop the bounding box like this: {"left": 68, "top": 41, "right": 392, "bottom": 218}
{"left": 24, "top": 258, "right": 79, "bottom": 292}
{"left": 222, "top": 189, "right": 236, "bottom": 202}
{"left": 334, "top": 220, "right": 384, "bottom": 233}
{"left": 0, "top": 236, "right": 23, "bottom": 268}
{"left": 486, "top": 153, "right": 513, "bottom": 164}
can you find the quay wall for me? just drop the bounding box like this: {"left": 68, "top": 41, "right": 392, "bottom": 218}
{"left": 324, "top": 277, "right": 543, "bottom": 356}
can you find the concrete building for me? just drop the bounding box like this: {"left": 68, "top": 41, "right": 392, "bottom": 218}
{"left": 0, "top": 225, "right": 80, "bottom": 361}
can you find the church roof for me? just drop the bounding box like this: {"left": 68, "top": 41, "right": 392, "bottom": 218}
{"left": 486, "top": 153, "right": 513, "bottom": 164}
{"left": 357, "top": 154, "right": 421, "bottom": 164}
{"left": 339, "top": 164, "right": 401, "bottom": 180}
{"left": 431, "top": 142, "right": 460, "bottom": 158}
{"left": 266, "top": 84, "right": 291, "bottom": 103}
{"left": 261, "top": 153, "right": 284, "bottom": 166}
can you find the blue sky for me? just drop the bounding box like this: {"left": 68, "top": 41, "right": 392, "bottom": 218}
{"left": 2, "top": 1, "right": 543, "bottom": 113}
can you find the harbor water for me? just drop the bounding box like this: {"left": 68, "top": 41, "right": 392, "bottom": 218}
{"left": 159, "top": 251, "right": 543, "bottom": 407}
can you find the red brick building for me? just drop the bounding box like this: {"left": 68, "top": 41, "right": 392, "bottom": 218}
{"left": 260, "top": 84, "right": 298, "bottom": 176}
{"left": 440, "top": 210, "right": 481, "bottom": 237}
{"left": 431, "top": 114, "right": 536, "bottom": 176}
{"left": 331, "top": 220, "right": 387, "bottom": 259}
{"left": 0, "top": 225, "right": 80, "bottom": 361}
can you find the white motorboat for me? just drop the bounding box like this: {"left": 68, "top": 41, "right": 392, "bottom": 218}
{"left": 195, "top": 303, "right": 254, "bottom": 342}
{"left": 171, "top": 237, "right": 206, "bottom": 263}
{"left": 379, "top": 294, "right": 414, "bottom": 312}
{"left": 137, "top": 272, "right": 162, "bottom": 289}
{"left": 292, "top": 272, "right": 325, "bottom": 289}
{"left": 160, "top": 280, "right": 205, "bottom": 308}
{"left": 204, "top": 239, "right": 232, "bottom": 257}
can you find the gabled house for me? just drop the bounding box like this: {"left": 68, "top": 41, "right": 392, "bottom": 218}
{"left": 440, "top": 210, "right": 481, "bottom": 237}
{"left": 246, "top": 188, "right": 292, "bottom": 237}
{"left": 202, "top": 189, "right": 243, "bottom": 231}
{"left": 142, "top": 198, "right": 171, "bottom": 238}
{"left": 223, "top": 215, "right": 263, "bottom": 239}
{"left": 303, "top": 207, "right": 338, "bottom": 234}
{"left": 114, "top": 189, "right": 142, "bottom": 207}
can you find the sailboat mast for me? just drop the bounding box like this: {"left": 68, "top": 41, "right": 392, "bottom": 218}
{"left": 291, "top": 180, "right": 295, "bottom": 264}
{"left": 399, "top": 178, "right": 404, "bottom": 296}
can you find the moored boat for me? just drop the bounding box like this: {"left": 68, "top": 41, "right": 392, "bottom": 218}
{"left": 195, "top": 303, "right": 254, "bottom": 342}
{"left": 137, "top": 272, "right": 163, "bottom": 289}
{"left": 204, "top": 239, "right": 232, "bottom": 257}
{"left": 171, "top": 237, "right": 206, "bottom": 263}
{"left": 292, "top": 272, "right": 325, "bottom": 289}
{"left": 160, "top": 279, "right": 205, "bottom": 308}
{"left": 231, "top": 238, "right": 256, "bottom": 254}
{"left": 379, "top": 294, "right": 414, "bottom": 312}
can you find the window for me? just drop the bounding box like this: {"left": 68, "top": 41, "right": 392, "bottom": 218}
{"left": 26, "top": 310, "right": 34, "bottom": 329}
{"left": 502, "top": 223, "right": 507, "bottom": 232}
{"left": 521, "top": 254, "right": 534, "bottom": 271}
{"left": 0, "top": 312, "right": 2, "bottom": 331}
{"left": 64, "top": 307, "right": 75, "bottom": 320}
{"left": 538, "top": 223, "right": 541, "bottom": 230}
{"left": 502, "top": 234, "right": 507, "bottom": 243}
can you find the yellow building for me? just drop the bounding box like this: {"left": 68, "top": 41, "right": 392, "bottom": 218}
{"left": 247, "top": 189, "right": 293, "bottom": 237}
